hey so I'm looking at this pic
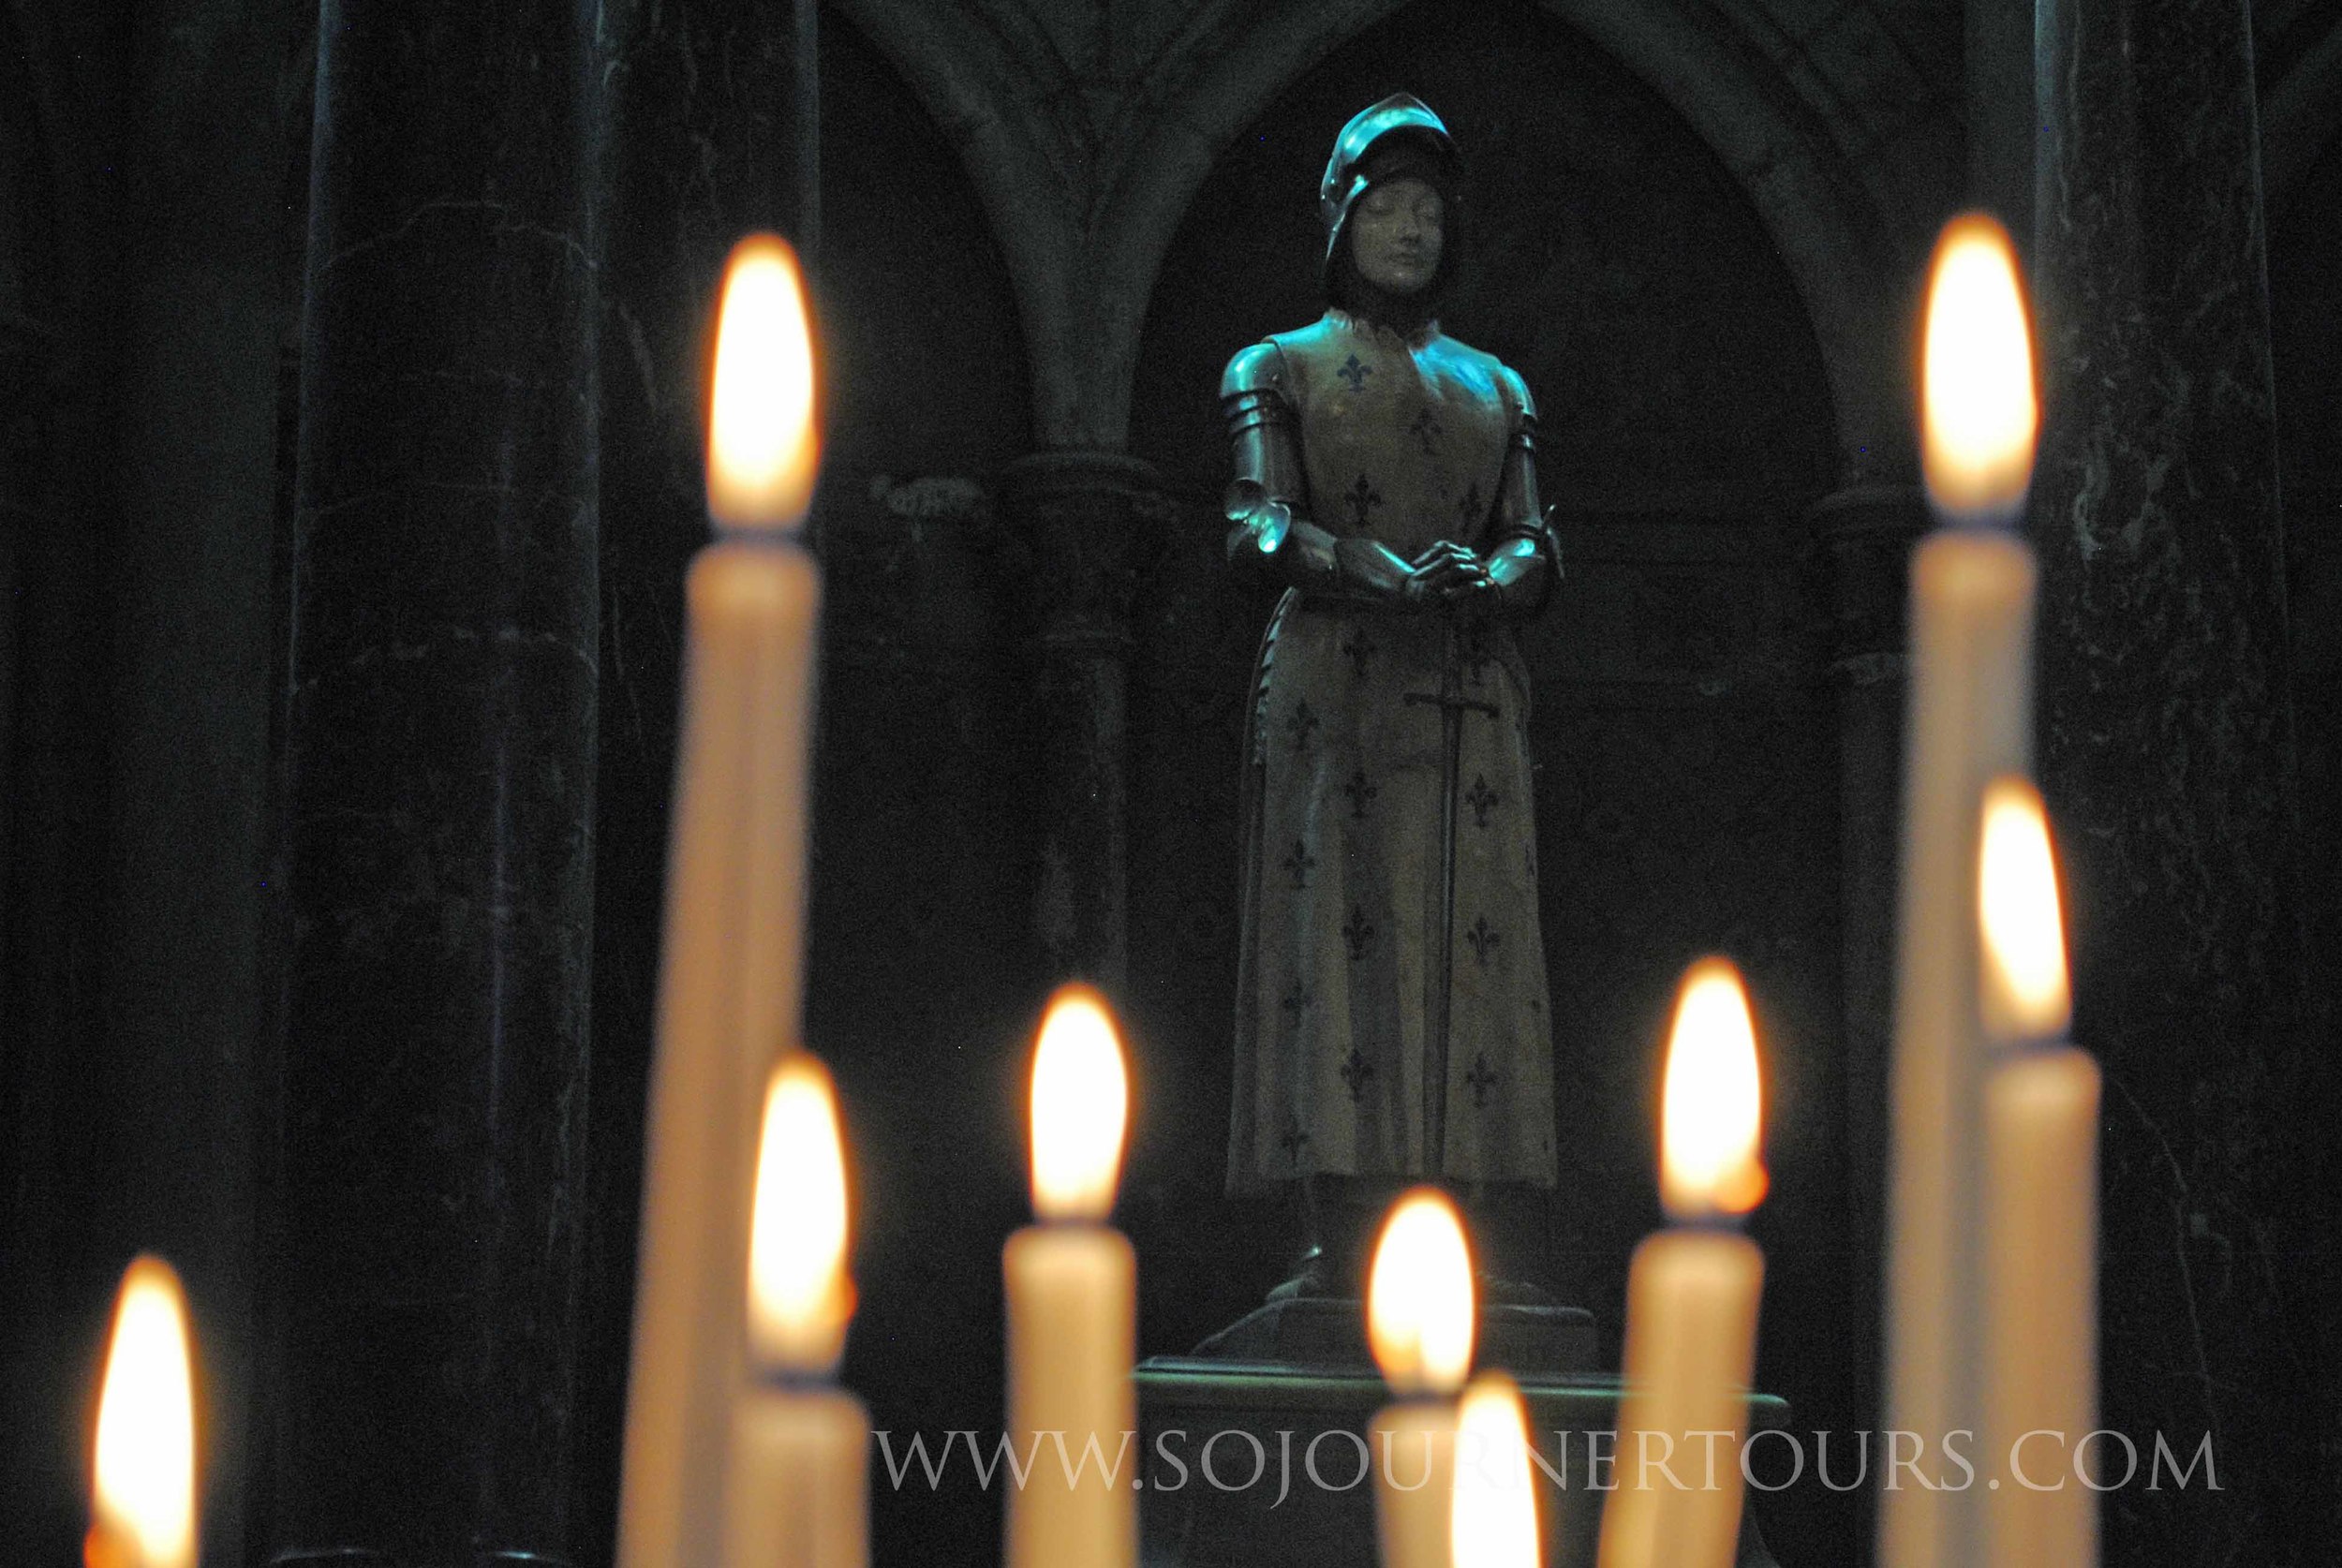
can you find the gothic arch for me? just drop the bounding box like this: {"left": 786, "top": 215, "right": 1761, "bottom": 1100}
{"left": 837, "top": 0, "right": 1905, "bottom": 478}
{"left": 1115, "top": 0, "right": 1903, "bottom": 476}
{"left": 826, "top": 0, "right": 1082, "bottom": 436}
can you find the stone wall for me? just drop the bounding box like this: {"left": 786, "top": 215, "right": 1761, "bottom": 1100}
{"left": 2, "top": 1, "right": 2337, "bottom": 1565}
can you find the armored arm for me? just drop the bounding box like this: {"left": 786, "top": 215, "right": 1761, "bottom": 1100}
{"left": 1222, "top": 342, "right": 1420, "bottom": 603}
{"left": 1479, "top": 366, "right": 1560, "bottom": 617}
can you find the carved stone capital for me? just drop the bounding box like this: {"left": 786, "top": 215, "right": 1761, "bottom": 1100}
{"left": 1806, "top": 482, "right": 1928, "bottom": 679}
{"left": 1000, "top": 449, "right": 1170, "bottom": 662}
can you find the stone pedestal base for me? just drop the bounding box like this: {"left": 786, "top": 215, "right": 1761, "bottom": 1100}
{"left": 1133, "top": 1358, "right": 1786, "bottom": 1568}
{"left": 1189, "top": 1297, "right": 1597, "bottom": 1376}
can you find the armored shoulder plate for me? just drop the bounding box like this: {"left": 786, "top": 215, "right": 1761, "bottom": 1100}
{"left": 1222, "top": 341, "right": 1295, "bottom": 449}
{"left": 1222, "top": 339, "right": 1324, "bottom": 584}
{"left": 1496, "top": 363, "right": 1537, "bottom": 447}
{"left": 1220, "top": 341, "right": 1288, "bottom": 403}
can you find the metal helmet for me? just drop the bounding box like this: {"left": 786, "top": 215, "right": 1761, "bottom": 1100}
{"left": 1318, "top": 93, "right": 1461, "bottom": 299}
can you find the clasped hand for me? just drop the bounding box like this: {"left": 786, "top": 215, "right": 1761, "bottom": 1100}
{"left": 1404, "top": 539, "right": 1494, "bottom": 605}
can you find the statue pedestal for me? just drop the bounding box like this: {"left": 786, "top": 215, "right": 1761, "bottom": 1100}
{"left": 1189, "top": 1297, "right": 1598, "bottom": 1375}
{"left": 1134, "top": 1303, "right": 1787, "bottom": 1568}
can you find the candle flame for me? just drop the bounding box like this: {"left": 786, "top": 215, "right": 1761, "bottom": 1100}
{"left": 92, "top": 1255, "right": 197, "bottom": 1568}
{"left": 706, "top": 233, "right": 820, "bottom": 529}
{"left": 1979, "top": 775, "right": 2072, "bottom": 1042}
{"left": 1368, "top": 1189, "right": 1476, "bottom": 1397}
{"left": 1660, "top": 958, "right": 1769, "bottom": 1220}
{"left": 746, "top": 1053, "right": 855, "bottom": 1375}
{"left": 1921, "top": 213, "right": 2037, "bottom": 524}
{"left": 1450, "top": 1371, "right": 1539, "bottom": 1568}
{"left": 1029, "top": 984, "right": 1129, "bottom": 1222}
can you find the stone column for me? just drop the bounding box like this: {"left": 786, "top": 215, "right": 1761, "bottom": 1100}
{"left": 579, "top": 3, "right": 817, "bottom": 1562}
{"left": 0, "top": 272, "right": 87, "bottom": 1568}
{"left": 0, "top": 315, "right": 52, "bottom": 861}
{"left": 1814, "top": 481, "right": 1926, "bottom": 1561}
{"left": 102, "top": 8, "right": 301, "bottom": 1563}
{"left": 1817, "top": 485, "right": 1927, "bottom": 1194}
{"left": 269, "top": 2, "right": 602, "bottom": 1562}
{"left": 1001, "top": 451, "right": 1165, "bottom": 987}
{"left": 2034, "top": 2, "right": 2320, "bottom": 1560}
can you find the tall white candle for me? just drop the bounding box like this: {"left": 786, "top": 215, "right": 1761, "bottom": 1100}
{"left": 1978, "top": 777, "right": 2099, "bottom": 1568}
{"left": 1883, "top": 212, "right": 2038, "bottom": 1568}
{"left": 619, "top": 234, "right": 824, "bottom": 1568}
{"left": 1004, "top": 985, "right": 1138, "bottom": 1568}
{"left": 87, "top": 1255, "right": 199, "bottom": 1568}
{"left": 1368, "top": 1190, "right": 1475, "bottom": 1568}
{"left": 1600, "top": 959, "right": 1768, "bottom": 1568}
{"left": 1449, "top": 1371, "right": 1540, "bottom": 1568}
{"left": 719, "top": 1054, "right": 870, "bottom": 1568}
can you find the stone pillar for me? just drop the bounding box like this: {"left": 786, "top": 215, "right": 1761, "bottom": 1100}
{"left": 1814, "top": 481, "right": 1926, "bottom": 1561}
{"left": 103, "top": 8, "right": 301, "bottom": 1563}
{"left": 2034, "top": 2, "right": 2321, "bottom": 1560}
{"left": 1001, "top": 451, "right": 1165, "bottom": 987}
{"left": 0, "top": 281, "right": 87, "bottom": 1568}
{"left": 270, "top": 2, "right": 602, "bottom": 1562}
{"left": 0, "top": 315, "right": 52, "bottom": 845}
{"left": 1817, "top": 484, "right": 1927, "bottom": 1199}
{"left": 579, "top": 3, "right": 817, "bottom": 1562}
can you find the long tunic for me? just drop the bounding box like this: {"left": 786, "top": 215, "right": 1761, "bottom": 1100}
{"left": 1227, "top": 310, "right": 1557, "bottom": 1192}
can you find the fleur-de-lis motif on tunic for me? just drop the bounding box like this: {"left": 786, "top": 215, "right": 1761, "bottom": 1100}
{"left": 1280, "top": 980, "right": 1312, "bottom": 1022}
{"left": 1288, "top": 698, "right": 1321, "bottom": 752}
{"left": 1340, "top": 1048, "right": 1376, "bottom": 1102}
{"left": 1344, "top": 473, "right": 1383, "bottom": 530}
{"left": 1279, "top": 1115, "right": 1312, "bottom": 1163}
{"left": 1338, "top": 353, "right": 1371, "bottom": 392}
{"left": 1282, "top": 839, "right": 1317, "bottom": 890}
{"left": 1465, "top": 915, "right": 1502, "bottom": 967}
{"left": 1340, "top": 629, "right": 1376, "bottom": 675}
{"left": 1342, "top": 768, "right": 1377, "bottom": 820}
{"left": 1466, "top": 1054, "right": 1500, "bottom": 1107}
{"left": 1458, "top": 480, "right": 1484, "bottom": 528}
{"left": 1342, "top": 903, "right": 1375, "bottom": 961}
{"left": 1466, "top": 775, "right": 1500, "bottom": 829}
{"left": 1408, "top": 406, "right": 1443, "bottom": 455}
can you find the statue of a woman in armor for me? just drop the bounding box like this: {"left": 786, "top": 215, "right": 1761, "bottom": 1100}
{"left": 1223, "top": 95, "right": 1561, "bottom": 1297}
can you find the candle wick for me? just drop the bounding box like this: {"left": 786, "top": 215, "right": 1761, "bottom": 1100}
{"left": 1381, "top": 1389, "right": 1453, "bottom": 1409}
{"left": 750, "top": 1363, "right": 837, "bottom": 1394}
{"left": 1939, "top": 501, "right": 2028, "bottom": 533}
{"left": 1669, "top": 1211, "right": 1750, "bottom": 1235}
{"left": 711, "top": 521, "right": 811, "bottom": 547}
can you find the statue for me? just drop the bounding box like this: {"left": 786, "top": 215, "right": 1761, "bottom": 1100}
{"left": 1222, "top": 95, "right": 1562, "bottom": 1299}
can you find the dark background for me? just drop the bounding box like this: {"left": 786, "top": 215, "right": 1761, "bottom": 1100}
{"left": 3, "top": 0, "right": 2337, "bottom": 1565}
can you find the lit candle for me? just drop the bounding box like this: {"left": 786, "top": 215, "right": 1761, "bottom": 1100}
{"left": 704, "top": 238, "right": 821, "bottom": 533}
{"left": 719, "top": 1054, "right": 870, "bottom": 1568}
{"left": 1004, "top": 984, "right": 1138, "bottom": 1568}
{"left": 1449, "top": 1372, "right": 1539, "bottom": 1568}
{"left": 1368, "top": 1189, "right": 1475, "bottom": 1568}
{"left": 1598, "top": 959, "right": 1768, "bottom": 1568}
{"left": 87, "top": 1255, "right": 198, "bottom": 1568}
{"left": 1978, "top": 777, "right": 2098, "bottom": 1568}
{"left": 618, "top": 233, "right": 823, "bottom": 1568}
{"left": 1883, "top": 211, "right": 2038, "bottom": 1568}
